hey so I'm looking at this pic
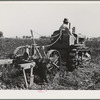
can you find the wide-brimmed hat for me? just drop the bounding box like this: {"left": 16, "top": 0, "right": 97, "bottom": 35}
{"left": 63, "top": 18, "right": 69, "bottom": 23}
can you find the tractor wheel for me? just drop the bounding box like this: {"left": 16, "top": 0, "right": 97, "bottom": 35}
{"left": 67, "top": 49, "right": 78, "bottom": 71}
{"left": 46, "top": 50, "right": 61, "bottom": 83}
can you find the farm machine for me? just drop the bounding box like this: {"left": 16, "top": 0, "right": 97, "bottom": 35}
{"left": 49, "top": 27, "right": 90, "bottom": 71}
{"left": 0, "top": 21, "right": 90, "bottom": 88}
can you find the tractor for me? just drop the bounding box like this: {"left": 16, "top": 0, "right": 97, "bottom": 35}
{"left": 0, "top": 21, "right": 91, "bottom": 88}
{"left": 11, "top": 24, "right": 90, "bottom": 86}
{"left": 49, "top": 26, "right": 90, "bottom": 71}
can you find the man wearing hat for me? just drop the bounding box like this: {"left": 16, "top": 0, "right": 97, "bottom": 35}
{"left": 59, "top": 18, "right": 76, "bottom": 43}
{"left": 59, "top": 18, "right": 69, "bottom": 31}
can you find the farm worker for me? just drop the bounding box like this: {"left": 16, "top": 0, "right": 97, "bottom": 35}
{"left": 59, "top": 18, "right": 71, "bottom": 35}
{"left": 59, "top": 18, "right": 69, "bottom": 31}
{"left": 59, "top": 18, "right": 76, "bottom": 40}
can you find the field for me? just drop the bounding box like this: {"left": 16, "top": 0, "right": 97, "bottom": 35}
{"left": 0, "top": 37, "right": 100, "bottom": 90}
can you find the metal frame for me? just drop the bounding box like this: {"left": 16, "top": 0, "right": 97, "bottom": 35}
{"left": 20, "top": 62, "right": 35, "bottom": 88}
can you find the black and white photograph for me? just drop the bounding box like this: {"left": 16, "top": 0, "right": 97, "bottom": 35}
{"left": 0, "top": 1, "right": 100, "bottom": 93}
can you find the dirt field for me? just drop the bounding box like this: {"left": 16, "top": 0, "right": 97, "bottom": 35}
{"left": 0, "top": 37, "right": 100, "bottom": 90}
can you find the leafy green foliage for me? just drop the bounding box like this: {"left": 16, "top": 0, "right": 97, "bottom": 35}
{"left": 0, "top": 37, "right": 100, "bottom": 90}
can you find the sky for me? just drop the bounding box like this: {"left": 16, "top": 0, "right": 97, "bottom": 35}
{"left": 0, "top": 1, "right": 100, "bottom": 38}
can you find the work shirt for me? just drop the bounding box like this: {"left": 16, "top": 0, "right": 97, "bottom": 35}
{"left": 59, "top": 23, "right": 71, "bottom": 36}
{"left": 59, "top": 23, "right": 69, "bottom": 31}
{"left": 59, "top": 23, "right": 76, "bottom": 44}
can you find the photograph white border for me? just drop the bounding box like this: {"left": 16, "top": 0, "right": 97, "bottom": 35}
{"left": 0, "top": 90, "right": 100, "bottom": 99}
{"left": 0, "top": 1, "right": 100, "bottom": 99}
